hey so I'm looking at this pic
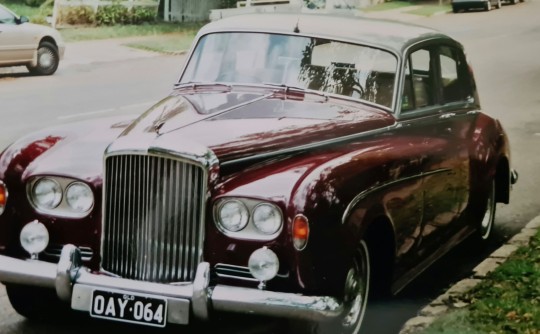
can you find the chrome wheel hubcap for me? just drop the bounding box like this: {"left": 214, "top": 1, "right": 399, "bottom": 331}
{"left": 39, "top": 48, "right": 55, "bottom": 69}
{"left": 342, "top": 241, "right": 369, "bottom": 332}
{"left": 480, "top": 182, "right": 495, "bottom": 239}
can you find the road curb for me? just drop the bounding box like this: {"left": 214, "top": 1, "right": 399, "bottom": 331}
{"left": 399, "top": 214, "right": 540, "bottom": 334}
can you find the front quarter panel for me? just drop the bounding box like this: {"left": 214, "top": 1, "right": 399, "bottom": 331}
{"left": 0, "top": 116, "right": 132, "bottom": 263}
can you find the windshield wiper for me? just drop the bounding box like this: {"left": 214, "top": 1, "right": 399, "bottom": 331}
{"left": 173, "top": 82, "right": 232, "bottom": 92}
{"left": 262, "top": 83, "right": 329, "bottom": 101}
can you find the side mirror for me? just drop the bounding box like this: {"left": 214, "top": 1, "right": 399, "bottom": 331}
{"left": 18, "top": 16, "right": 30, "bottom": 24}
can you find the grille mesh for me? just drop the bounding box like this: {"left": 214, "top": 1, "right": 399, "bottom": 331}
{"left": 102, "top": 154, "right": 205, "bottom": 283}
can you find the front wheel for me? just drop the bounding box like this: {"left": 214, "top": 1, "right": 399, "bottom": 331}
{"left": 26, "top": 41, "right": 59, "bottom": 76}
{"left": 6, "top": 284, "right": 72, "bottom": 321}
{"left": 293, "top": 241, "right": 370, "bottom": 334}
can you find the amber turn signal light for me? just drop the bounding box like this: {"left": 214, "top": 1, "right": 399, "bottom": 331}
{"left": 292, "top": 214, "right": 309, "bottom": 250}
{"left": 0, "top": 181, "right": 7, "bottom": 215}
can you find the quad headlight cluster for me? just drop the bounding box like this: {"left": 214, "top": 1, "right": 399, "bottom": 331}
{"left": 28, "top": 177, "right": 94, "bottom": 217}
{"left": 214, "top": 198, "right": 283, "bottom": 240}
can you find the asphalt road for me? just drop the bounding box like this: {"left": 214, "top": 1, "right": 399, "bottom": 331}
{"left": 0, "top": 2, "right": 539, "bottom": 333}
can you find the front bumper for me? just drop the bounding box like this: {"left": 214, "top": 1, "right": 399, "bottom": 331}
{"left": 0, "top": 245, "right": 343, "bottom": 325}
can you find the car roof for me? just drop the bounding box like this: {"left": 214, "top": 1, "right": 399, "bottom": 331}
{"left": 198, "top": 13, "right": 455, "bottom": 54}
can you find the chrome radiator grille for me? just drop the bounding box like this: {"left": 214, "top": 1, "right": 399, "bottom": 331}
{"left": 102, "top": 154, "right": 206, "bottom": 283}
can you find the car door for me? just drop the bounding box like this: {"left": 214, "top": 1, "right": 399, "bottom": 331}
{"left": 394, "top": 42, "right": 476, "bottom": 263}
{"left": 0, "top": 6, "right": 34, "bottom": 64}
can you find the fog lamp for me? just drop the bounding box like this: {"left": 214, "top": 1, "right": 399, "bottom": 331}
{"left": 20, "top": 220, "right": 49, "bottom": 259}
{"left": 248, "top": 247, "right": 279, "bottom": 289}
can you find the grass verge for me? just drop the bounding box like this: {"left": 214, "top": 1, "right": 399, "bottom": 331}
{"left": 363, "top": 1, "right": 415, "bottom": 12}
{"left": 420, "top": 229, "right": 540, "bottom": 334}
{"left": 0, "top": 0, "right": 42, "bottom": 18}
{"left": 59, "top": 22, "right": 203, "bottom": 42}
{"left": 123, "top": 31, "right": 197, "bottom": 54}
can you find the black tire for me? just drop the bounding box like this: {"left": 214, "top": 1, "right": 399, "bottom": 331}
{"left": 26, "top": 41, "right": 59, "bottom": 76}
{"left": 484, "top": 0, "right": 492, "bottom": 10}
{"left": 511, "top": 0, "right": 518, "bottom": 4}
{"left": 477, "top": 179, "right": 496, "bottom": 241}
{"left": 290, "top": 241, "right": 371, "bottom": 334}
{"left": 5, "top": 284, "right": 71, "bottom": 321}
{"left": 496, "top": 0, "right": 502, "bottom": 9}
{"left": 452, "top": 5, "right": 459, "bottom": 12}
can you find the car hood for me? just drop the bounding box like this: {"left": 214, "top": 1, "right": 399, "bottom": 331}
{"left": 107, "top": 88, "right": 396, "bottom": 164}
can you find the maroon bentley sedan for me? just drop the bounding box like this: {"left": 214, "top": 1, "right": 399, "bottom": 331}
{"left": 0, "top": 13, "right": 516, "bottom": 333}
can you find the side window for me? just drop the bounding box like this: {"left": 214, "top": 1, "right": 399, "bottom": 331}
{"left": 439, "top": 46, "right": 475, "bottom": 104}
{"left": 402, "top": 48, "right": 435, "bottom": 112}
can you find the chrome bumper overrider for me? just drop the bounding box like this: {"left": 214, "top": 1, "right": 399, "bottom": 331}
{"left": 0, "top": 245, "right": 344, "bottom": 325}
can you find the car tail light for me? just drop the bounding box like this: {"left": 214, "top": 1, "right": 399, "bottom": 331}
{"left": 0, "top": 181, "right": 7, "bottom": 215}
{"left": 292, "top": 214, "right": 309, "bottom": 250}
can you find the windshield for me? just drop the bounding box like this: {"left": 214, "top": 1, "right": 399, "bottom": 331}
{"left": 181, "top": 32, "right": 398, "bottom": 108}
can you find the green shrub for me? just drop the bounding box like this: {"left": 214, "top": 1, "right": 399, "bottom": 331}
{"left": 38, "top": 0, "right": 54, "bottom": 17}
{"left": 96, "top": 3, "right": 156, "bottom": 26}
{"left": 30, "top": 14, "right": 48, "bottom": 24}
{"left": 24, "top": 0, "right": 47, "bottom": 8}
{"left": 96, "top": 2, "right": 130, "bottom": 25}
{"left": 220, "top": 0, "right": 238, "bottom": 8}
{"left": 58, "top": 5, "right": 95, "bottom": 25}
{"left": 130, "top": 6, "right": 156, "bottom": 24}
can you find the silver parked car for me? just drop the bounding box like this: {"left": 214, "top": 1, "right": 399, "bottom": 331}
{"left": 0, "top": 4, "right": 65, "bottom": 75}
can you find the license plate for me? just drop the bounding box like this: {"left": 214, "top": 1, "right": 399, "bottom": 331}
{"left": 90, "top": 289, "right": 167, "bottom": 327}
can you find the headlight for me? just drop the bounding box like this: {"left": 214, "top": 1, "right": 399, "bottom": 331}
{"left": 66, "top": 182, "right": 94, "bottom": 212}
{"left": 217, "top": 200, "right": 249, "bottom": 232}
{"left": 20, "top": 220, "right": 49, "bottom": 257}
{"left": 32, "top": 178, "right": 62, "bottom": 209}
{"left": 253, "top": 203, "right": 282, "bottom": 235}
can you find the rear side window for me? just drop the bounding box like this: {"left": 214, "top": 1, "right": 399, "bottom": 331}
{"left": 439, "top": 46, "right": 474, "bottom": 104}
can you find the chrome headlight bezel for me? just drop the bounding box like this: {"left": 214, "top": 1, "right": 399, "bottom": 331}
{"left": 252, "top": 203, "right": 283, "bottom": 235}
{"left": 27, "top": 176, "right": 94, "bottom": 218}
{"left": 216, "top": 199, "right": 250, "bottom": 233}
{"left": 65, "top": 182, "right": 94, "bottom": 213}
{"left": 214, "top": 198, "right": 283, "bottom": 241}
{"left": 32, "top": 178, "right": 62, "bottom": 209}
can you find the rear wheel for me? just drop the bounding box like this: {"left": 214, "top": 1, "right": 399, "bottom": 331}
{"left": 496, "top": 0, "right": 502, "bottom": 8}
{"left": 484, "top": 1, "right": 492, "bottom": 10}
{"left": 478, "top": 180, "right": 496, "bottom": 241}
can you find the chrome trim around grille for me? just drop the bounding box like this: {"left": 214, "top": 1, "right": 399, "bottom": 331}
{"left": 101, "top": 153, "right": 209, "bottom": 283}
{"left": 215, "top": 264, "right": 258, "bottom": 282}
{"left": 44, "top": 245, "right": 93, "bottom": 261}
